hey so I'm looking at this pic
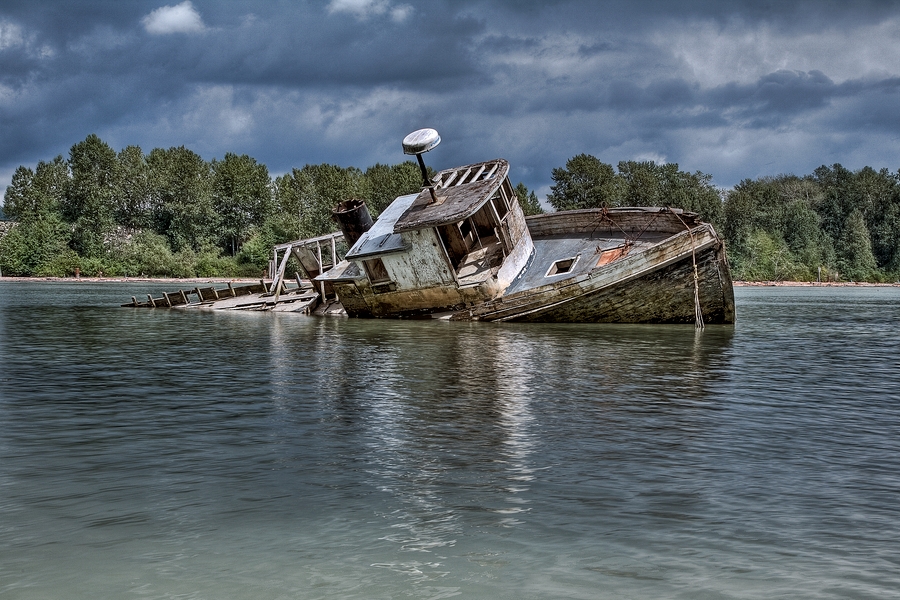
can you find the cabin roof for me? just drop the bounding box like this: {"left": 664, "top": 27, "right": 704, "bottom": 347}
{"left": 345, "top": 192, "right": 418, "bottom": 259}
{"left": 393, "top": 159, "right": 509, "bottom": 233}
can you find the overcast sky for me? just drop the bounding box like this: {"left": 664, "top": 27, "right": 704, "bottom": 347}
{"left": 2, "top": 0, "right": 900, "bottom": 202}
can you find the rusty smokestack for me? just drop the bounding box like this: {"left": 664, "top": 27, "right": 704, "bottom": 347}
{"left": 332, "top": 199, "right": 374, "bottom": 247}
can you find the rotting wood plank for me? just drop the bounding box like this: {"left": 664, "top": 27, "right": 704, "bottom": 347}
{"left": 196, "top": 287, "right": 218, "bottom": 302}
{"left": 122, "top": 281, "right": 276, "bottom": 308}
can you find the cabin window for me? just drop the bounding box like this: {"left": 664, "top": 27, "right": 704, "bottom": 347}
{"left": 437, "top": 224, "right": 469, "bottom": 269}
{"left": 546, "top": 257, "right": 578, "bottom": 277}
{"left": 437, "top": 204, "right": 512, "bottom": 279}
{"left": 363, "top": 258, "right": 391, "bottom": 284}
{"left": 492, "top": 194, "right": 509, "bottom": 221}
{"left": 459, "top": 218, "right": 473, "bottom": 239}
{"left": 471, "top": 204, "right": 497, "bottom": 239}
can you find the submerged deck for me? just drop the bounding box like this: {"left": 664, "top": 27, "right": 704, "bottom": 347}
{"left": 123, "top": 278, "right": 322, "bottom": 313}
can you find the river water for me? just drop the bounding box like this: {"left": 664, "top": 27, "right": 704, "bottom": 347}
{"left": 0, "top": 281, "right": 898, "bottom": 599}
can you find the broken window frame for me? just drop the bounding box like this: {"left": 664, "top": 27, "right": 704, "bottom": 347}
{"left": 363, "top": 257, "right": 391, "bottom": 284}
{"left": 546, "top": 256, "right": 578, "bottom": 277}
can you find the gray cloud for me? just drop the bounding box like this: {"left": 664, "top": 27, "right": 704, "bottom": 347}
{"left": 2, "top": 0, "right": 900, "bottom": 201}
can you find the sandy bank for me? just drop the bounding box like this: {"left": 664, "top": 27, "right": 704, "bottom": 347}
{"left": 733, "top": 280, "right": 900, "bottom": 287}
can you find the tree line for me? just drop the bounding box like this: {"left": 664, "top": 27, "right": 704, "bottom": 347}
{"left": 2, "top": 134, "right": 899, "bottom": 282}
{"left": 0, "top": 134, "right": 429, "bottom": 277}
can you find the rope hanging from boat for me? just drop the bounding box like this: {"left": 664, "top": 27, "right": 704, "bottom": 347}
{"left": 671, "top": 209, "right": 705, "bottom": 330}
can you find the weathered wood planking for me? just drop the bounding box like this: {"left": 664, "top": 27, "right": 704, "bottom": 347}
{"left": 525, "top": 208, "right": 701, "bottom": 237}
{"left": 466, "top": 224, "right": 734, "bottom": 323}
{"left": 495, "top": 245, "right": 733, "bottom": 323}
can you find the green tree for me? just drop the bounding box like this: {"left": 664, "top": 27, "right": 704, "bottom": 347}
{"left": 117, "top": 231, "right": 176, "bottom": 277}
{"left": 3, "top": 166, "right": 37, "bottom": 222}
{"left": 547, "top": 154, "right": 623, "bottom": 210}
{"left": 0, "top": 157, "right": 74, "bottom": 276}
{"left": 147, "top": 146, "right": 215, "bottom": 251}
{"left": 617, "top": 161, "right": 722, "bottom": 224}
{"left": 211, "top": 153, "right": 273, "bottom": 255}
{"left": 3, "top": 158, "right": 69, "bottom": 224}
{"left": 869, "top": 195, "right": 900, "bottom": 275}
{"left": 364, "top": 161, "right": 424, "bottom": 216}
{"left": 837, "top": 209, "right": 878, "bottom": 281}
{"left": 270, "top": 173, "right": 305, "bottom": 242}
{"left": 811, "top": 164, "right": 856, "bottom": 246}
{"left": 736, "top": 230, "right": 806, "bottom": 281}
{"left": 0, "top": 215, "right": 76, "bottom": 276}
{"left": 722, "top": 179, "right": 759, "bottom": 256}
{"left": 273, "top": 164, "right": 368, "bottom": 239}
{"left": 65, "top": 134, "right": 117, "bottom": 258}
{"left": 114, "top": 145, "right": 152, "bottom": 231}
{"left": 722, "top": 174, "right": 834, "bottom": 279}
{"left": 855, "top": 167, "right": 900, "bottom": 273}
{"left": 514, "top": 182, "right": 544, "bottom": 216}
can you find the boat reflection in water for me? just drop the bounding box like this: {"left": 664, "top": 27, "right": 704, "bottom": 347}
{"left": 263, "top": 313, "right": 734, "bottom": 582}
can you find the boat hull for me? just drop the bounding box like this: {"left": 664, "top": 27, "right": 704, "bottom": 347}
{"left": 463, "top": 222, "right": 735, "bottom": 324}
{"left": 483, "top": 242, "right": 734, "bottom": 323}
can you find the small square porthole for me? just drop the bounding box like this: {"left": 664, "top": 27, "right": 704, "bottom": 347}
{"left": 546, "top": 256, "right": 578, "bottom": 277}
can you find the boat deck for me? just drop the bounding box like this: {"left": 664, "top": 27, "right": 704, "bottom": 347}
{"left": 505, "top": 231, "right": 669, "bottom": 295}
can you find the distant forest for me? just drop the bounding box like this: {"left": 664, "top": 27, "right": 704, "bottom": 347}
{"left": 1, "top": 133, "right": 898, "bottom": 282}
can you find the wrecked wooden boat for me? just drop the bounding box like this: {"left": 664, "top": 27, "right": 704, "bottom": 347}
{"left": 310, "top": 128, "right": 734, "bottom": 323}
{"left": 128, "top": 128, "right": 735, "bottom": 324}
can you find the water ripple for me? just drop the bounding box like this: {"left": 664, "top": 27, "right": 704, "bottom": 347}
{"left": 1, "top": 282, "right": 899, "bottom": 598}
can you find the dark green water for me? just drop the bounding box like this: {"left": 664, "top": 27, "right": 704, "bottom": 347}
{"left": 1, "top": 282, "right": 899, "bottom": 599}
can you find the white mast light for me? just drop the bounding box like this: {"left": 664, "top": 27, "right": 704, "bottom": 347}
{"left": 402, "top": 128, "right": 441, "bottom": 155}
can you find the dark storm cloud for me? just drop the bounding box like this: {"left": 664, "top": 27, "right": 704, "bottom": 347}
{"left": 132, "top": 8, "right": 483, "bottom": 88}
{"left": 0, "top": 1, "right": 487, "bottom": 170}
{"left": 3, "top": 0, "right": 900, "bottom": 198}
{"left": 710, "top": 70, "right": 836, "bottom": 119}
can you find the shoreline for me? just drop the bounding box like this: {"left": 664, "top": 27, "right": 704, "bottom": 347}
{"left": 733, "top": 280, "right": 900, "bottom": 287}
{"left": 1, "top": 276, "right": 898, "bottom": 287}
